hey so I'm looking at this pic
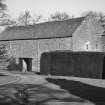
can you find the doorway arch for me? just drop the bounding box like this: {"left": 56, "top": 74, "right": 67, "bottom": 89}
{"left": 19, "top": 58, "right": 32, "bottom": 72}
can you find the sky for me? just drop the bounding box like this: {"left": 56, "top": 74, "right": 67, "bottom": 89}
{"left": 5, "top": 0, "right": 105, "bottom": 19}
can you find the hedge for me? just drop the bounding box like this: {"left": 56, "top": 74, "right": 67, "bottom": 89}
{"left": 40, "top": 51, "right": 105, "bottom": 79}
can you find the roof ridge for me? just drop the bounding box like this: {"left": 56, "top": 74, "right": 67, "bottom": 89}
{"left": 7, "top": 16, "right": 85, "bottom": 29}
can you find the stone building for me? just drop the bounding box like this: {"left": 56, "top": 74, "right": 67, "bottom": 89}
{"left": 0, "top": 14, "right": 104, "bottom": 72}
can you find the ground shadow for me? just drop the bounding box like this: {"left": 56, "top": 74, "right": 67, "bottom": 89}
{"left": 46, "top": 78, "right": 105, "bottom": 105}
{"left": 0, "top": 83, "right": 86, "bottom": 105}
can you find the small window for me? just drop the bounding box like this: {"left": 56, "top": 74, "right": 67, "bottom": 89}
{"left": 10, "top": 42, "right": 12, "bottom": 49}
{"left": 96, "top": 44, "right": 98, "bottom": 49}
{"left": 84, "top": 41, "right": 90, "bottom": 51}
{"left": 86, "top": 44, "right": 88, "bottom": 50}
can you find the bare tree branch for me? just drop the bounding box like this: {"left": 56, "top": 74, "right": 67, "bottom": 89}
{"left": 48, "top": 11, "right": 73, "bottom": 21}
{"left": 17, "top": 10, "right": 43, "bottom": 25}
{"left": 18, "top": 10, "right": 32, "bottom": 26}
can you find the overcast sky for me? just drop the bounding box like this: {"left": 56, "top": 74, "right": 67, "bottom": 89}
{"left": 6, "top": 0, "right": 105, "bottom": 19}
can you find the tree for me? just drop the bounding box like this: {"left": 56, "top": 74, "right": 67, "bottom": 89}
{"left": 0, "top": 43, "right": 9, "bottom": 70}
{"left": 0, "top": 0, "right": 7, "bottom": 11}
{"left": 31, "top": 14, "right": 42, "bottom": 24}
{"left": 0, "top": 43, "right": 18, "bottom": 70}
{"left": 48, "top": 11, "right": 73, "bottom": 21}
{"left": 0, "top": 0, "right": 8, "bottom": 25}
{"left": 0, "top": 13, "right": 17, "bottom": 26}
{"left": 0, "top": 44, "right": 8, "bottom": 60}
{"left": 18, "top": 10, "right": 32, "bottom": 26}
{"left": 81, "top": 11, "right": 105, "bottom": 27}
{"left": 17, "top": 10, "right": 43, "bottom": 26}
{"left": 96, "top": 12, "right": 105, "bottom": 26}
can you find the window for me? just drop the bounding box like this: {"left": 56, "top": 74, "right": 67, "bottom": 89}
{"left": 86, "top": 44, "right": 88, "bottom": 50}
{"left": 84, "top": 41, "right": 91, "bottom": 51}
{"left": 96, "top": 44, "right": 98, "bottom": 49}
{"left": 10, "top": 42, "right": 12, "bottom": 49}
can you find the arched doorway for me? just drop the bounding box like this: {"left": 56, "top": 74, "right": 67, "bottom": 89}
{"left": 19, "top": 58, "right": 32, "bottom": 72}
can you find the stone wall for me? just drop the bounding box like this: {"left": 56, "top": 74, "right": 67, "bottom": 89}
{"left": 101, "top": 36, "right": 105, "bottom": 52}
{"left": 9, "top": 40, "right": 36, "bottom": 58}
{"left": 5, "top": 37, "right": 72, "bottom": 72}
{"left": 37, "top": 37, "right": 72, "bottom": 71}
{"left": 0, "top": 15, "right": 104, "bottom": 72}
{"left": 73, "top": 15, "right": 104, "bottom": 51}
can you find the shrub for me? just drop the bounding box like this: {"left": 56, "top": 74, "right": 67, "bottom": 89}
{"left": 7, "top": 57, "right": 19, "bottom": 71}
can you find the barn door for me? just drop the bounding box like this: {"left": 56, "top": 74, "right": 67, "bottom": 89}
{"left": 19, "top": 58, "right": 32, "bottom": 72}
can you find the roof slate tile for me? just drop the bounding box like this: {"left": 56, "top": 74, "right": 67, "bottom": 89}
{"left": 0, "top": 17, "right": 84, "bottom": 41}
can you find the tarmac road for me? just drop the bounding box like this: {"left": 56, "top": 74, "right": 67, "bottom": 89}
{"left": 0, "top": 70, "right": 95, "bottom": 105}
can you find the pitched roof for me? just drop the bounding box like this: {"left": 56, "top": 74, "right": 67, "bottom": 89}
{"left": 0, "top": 17, "right": 84, "bottom": 41}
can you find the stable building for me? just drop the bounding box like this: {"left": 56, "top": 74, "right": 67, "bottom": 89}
{"left": 0, "top": 14, "right": 104, "bottom": 72}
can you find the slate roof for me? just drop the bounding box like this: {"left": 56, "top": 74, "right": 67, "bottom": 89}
{"left": 0, "top": 17, "right": 85, "bottom": 41}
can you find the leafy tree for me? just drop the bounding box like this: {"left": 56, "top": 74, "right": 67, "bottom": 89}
{"left": 96, "top": 12, "right": 105, "bottom": 26}
{"left": 0, "top": 0, "right": 8, "bottom": 25}
{"left": 0, "top": 44, "right": 9, "bottom": 70}
{"left": 0, "top": 44, "right": 8, "bottom": 60}
{"left": 0, "top": 43, "right": 18, "bottom": 70}
{"left": 48, "top": 11, "right": 73, "bottom": 21}
{"left": 0, "top": 0, "right": 7, "bottom": 11}
{"left": 0, "top": 13, "right": 17, "bottom": 26}
{"left": 81, "top": 11, "right": 105, "bottom": 27}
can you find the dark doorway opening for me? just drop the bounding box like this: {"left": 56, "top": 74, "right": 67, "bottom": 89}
{"left": 102, "top": 56, "right": 105, "bottom": 79}
{"left": 19, "top": 58, "right": 32, "bottom": 72}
